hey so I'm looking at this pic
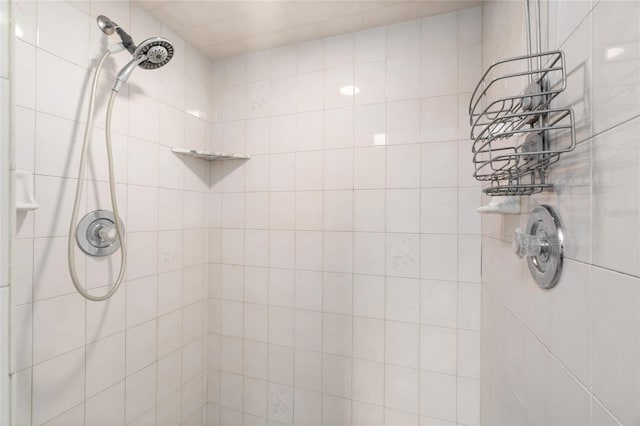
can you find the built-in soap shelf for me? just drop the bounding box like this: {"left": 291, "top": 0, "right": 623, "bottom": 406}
{"left": 171, "top": 147, "right": 250, "bottom": 161}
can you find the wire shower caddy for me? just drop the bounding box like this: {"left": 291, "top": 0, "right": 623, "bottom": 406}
{"left": 468, "top": 0, "right": 576, "bottom": 196}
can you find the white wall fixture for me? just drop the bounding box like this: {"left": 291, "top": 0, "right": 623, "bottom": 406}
{"left": 13, "top": 170, "right": 38, "bottom": 211}
{"left": 171, "top": 147, "right": 250, "bottom": 161}
{"left": 477, "top": 195, "right": 520, "bottom": 214}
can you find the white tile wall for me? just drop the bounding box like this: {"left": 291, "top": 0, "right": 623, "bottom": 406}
{"left": 481, "top": 1, "right": 640, "bottom": 425}
{"left": 10, "top": 1, "right": 211, "bottom": 425}
{"left": 207, "top": 8, "right": 482, "bottom": 426}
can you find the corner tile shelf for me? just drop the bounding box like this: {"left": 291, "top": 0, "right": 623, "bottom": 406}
{"left": 171, "top": 147, "right": 250, "bottom": 161}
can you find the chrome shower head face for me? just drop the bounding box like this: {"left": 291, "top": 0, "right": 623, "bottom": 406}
{"left": 134, "top": 37, "right": 174, "bottom": 70}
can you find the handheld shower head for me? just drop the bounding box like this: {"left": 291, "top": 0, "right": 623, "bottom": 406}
{"left": 133, "top": 37, "right": 174, "bottom": 70}
{"left": 97, "top": 16, "right": 175, "bottom": 91}
{"left": 112, "top": 37, "right": 174, "bottom": 92}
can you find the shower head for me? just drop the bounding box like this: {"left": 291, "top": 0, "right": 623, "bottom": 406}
{"left": 97, "top": 15, "right": 175, "bottom": 91}
{"left": 112, "top": 37, "right": 174, "bottom": 92}
{"left": 133, "top": 37, "right": 174, "bottom": 70}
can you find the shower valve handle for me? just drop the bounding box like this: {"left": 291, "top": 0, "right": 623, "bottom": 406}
{"left": 512, "top": 228, "right": 549, "bottom": 258}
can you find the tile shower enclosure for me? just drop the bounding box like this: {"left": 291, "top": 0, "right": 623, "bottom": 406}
{"left": 9, "top": 1, "right": 481, "bottom": 425}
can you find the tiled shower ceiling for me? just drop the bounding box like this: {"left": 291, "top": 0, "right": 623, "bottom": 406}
{"left": 134, "top": 1, "right": 482, "bottom": 59}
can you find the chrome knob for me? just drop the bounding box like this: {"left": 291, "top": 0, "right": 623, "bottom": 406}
{"left": 97, "top": 223, "right": 118, "bottom": 243}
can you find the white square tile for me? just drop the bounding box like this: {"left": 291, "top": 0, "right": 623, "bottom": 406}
{"left": 385, "top": 321, "right": 419, "bottom": 368}
{"left": 126, "top": 320, "right": 157, "bottom": 376}
{"left": 269, "top": 153, "right": 296, "bottom": 191}
{"left": 421, "top": 234, "right": 457, "bottom": 281}
{"left": 270, "top": 114, "right": 296, "bottom": 153}
{"left": 324, "top": 107, "right": 354, "bottom": 149}
{"left": 322, "top": 394, "right": 351, "bottom": 426}
{"left": 323, "top": 272, "right": 353, "bottom": 315}
{"left": 387, "top": 20, "right": 421, "bottom": 59}
{"left": 353, "top": 274, "right": 385, "bottom": 319}
{"left": 386, "top": 277, "right": 420, "bottom": 323}
{"left": 322, "top": 354, "right": 352, "bottom": 398}
{"left": 268, "top": 383, "right": 293, "bottom": 424}
{"left": 325, "top": 34, "right": 354, "bottom": 68}
{"left": 419, "top": 370, "right": 456, "bottom": 421}
{"left": 86, "top": 332, "right": 125, "bottom": 398}
{"left": 387, "top": 100, "right": 421, "bottom": 145}
{"left": 386, "top": 233, "right": 420, "bottom": 278}
{"left": 245, "top": 192, "right": 270, "bottom": 229}
{"left": 296, "top": 231, "right": 323, "bottom": 271}
{"left": 295, "top": 348, "right": 322, "bottom": 392}
{"left": 269, "top": 268, "right": 295, "bottom": 308}
{"left": 354, "top": 232, "right": 386, "bottom": 276}
{"left": 458, "top": 235, "right": 481, "bottom": 283}
{"left": 295, "top": 310, "right": 322, "bottom": 352}
{"left": 386, "top": 189, "right": 420, "bottom": 233}
{"left": 324, "top": 190, "right": 353, "bottom": 231}
{"left": 421, "top": 280, "right": 457, "bottom": 328}
{"left": 457, "top": 329, "right": 480, "bottom": 379}
{"left": 269, "top": 230, "right": 295, "bottom": 269}
{"left": 323, "top": 231, "right": 353, "bottom": 273}
{"left": 296, "top": 111, "right": 324, "bottom": 152}
{"left": 353, "top": 317, "right": 384, "bottom": 363}
{"left": 32, "top": 348, "right": 85, "bottom": 426}
{"left": 297, "top": 39, "right": 324, "bottom": 73}
{"left": 245, "top": 266, "right": 269, "bottom": 305}
{"left": 354, "top": 190, "right": 385, "bottom": 232}
{"left": 324, "top": 148, "right": 353, "bottom": 190}
{"left": 420, "top": 325, "right": 457, "bottom": 374}
{"left": 354, "top": 103, "right": 386, "bottom": 147}
{"left": 325, "top": 66, "right": 354, "bottom": 109}
{"left": 386, "top": 57, "right": 420, "bottom": 101}
{"left": 592, "top": 266, "right": 640, "bottom": 425}
{"left": 268, "top": 306, "right": 294, "bottom": 347}
{"left": 421, "top": 188, "right": 458, "bottom": 234}
{"left": 296, "top": 151, "right": 323, "bottom": 190}
{"left": 355, "top": 61, "right": 386, "bottom": 105}
{"left": 355, "top": 27, "right": 386, "bottom": 64}
{"left": 421, "top": 142, "right": 458, "bottom": 187}
{"left": 353, "top": 359, "right": 384, "bottom": 405}
{"left": 295, "top": 270, "right": 323, "bottom": 311}
{"left": 385, "top": 364, "right": 419, "bottom": 414}
{"left": 323, "top": 313, "right": 353, "bottom": 356}
{"left": 271, "top": 76, "right": 297, "bottom": 115}
{"left": 421, "top": 45, "right": 457, "bottom": 98}
{"left": 354, "top": 147, "right": 385, "bottom": 194}
{"left": 386, "top": 144, "right": 421, "bottom": 188}
{"left": 270, "top": 45, "right": 297, "bottom": 78}
{"left": 353, "top": 401, "right": 384, "bottom": 426}
{"left": 269, "top": 191, "right": 295, "bottom": 230}
{"left": 296, "top": 191, "right": 323, "bottom": 231}
{"left": 243, "top": 377, "right": 267, "bottom": 418}
{"left": 297, "top": 71, "right": 324, "bottom": 112}
{"left": 268, "top": 344, "right": 294, "bottom": 385}
{"left": 294, "top": 389, "right": 322, "bottom": 426}
{"left": 421, "top": 96, "right": 458, "bottom": 142}
{"left": 245, "top": 303, "right": 268, "bottom": 342}
{"left": 247, "top": 50, "right": 270, "bottom": 82}
{"left": 33, "top": 293, "right": 84, "bottom": 364}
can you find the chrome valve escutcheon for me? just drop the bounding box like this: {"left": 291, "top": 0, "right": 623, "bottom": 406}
{"left": 514, "top": 205, "right": 564, "bottom": 289}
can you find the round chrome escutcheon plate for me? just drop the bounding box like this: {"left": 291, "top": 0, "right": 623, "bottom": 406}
{"left": 525, "top": 205, "right": 564, "bottom": 289}
{"left": 76, "top": 210, "right": 125, "bottom": 257}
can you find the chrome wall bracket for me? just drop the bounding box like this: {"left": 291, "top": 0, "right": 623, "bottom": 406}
{"left": 76, "top": 209, "right": 124, "bottom": 257}
{"left": 513, "top": 205, "right": 564, "bottom": 289}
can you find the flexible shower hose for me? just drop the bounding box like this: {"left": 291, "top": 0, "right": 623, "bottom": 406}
{"left": 68, "top": 50, "right": 126, "bottom": 301}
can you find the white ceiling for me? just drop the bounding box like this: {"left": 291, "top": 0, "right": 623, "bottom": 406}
{"left": 134, "top": 0, "right": 482, "bottom": 60}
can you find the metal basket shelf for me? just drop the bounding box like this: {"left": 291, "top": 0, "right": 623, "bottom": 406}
{"left": 468, "top": 50, "right": 576, "bottom": 196}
